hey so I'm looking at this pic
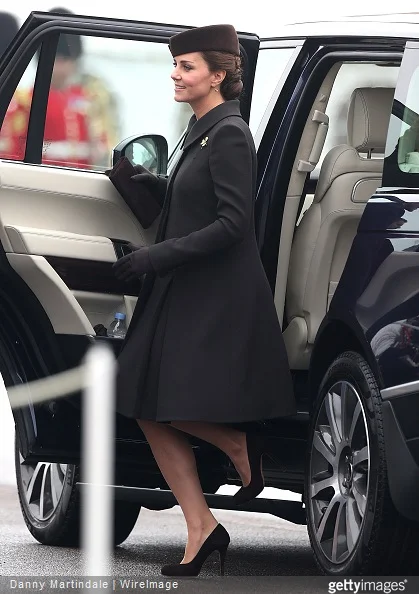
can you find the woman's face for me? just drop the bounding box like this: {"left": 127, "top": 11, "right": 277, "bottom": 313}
{"left": 171, "top": 52, "right": 223, "bottom": 104}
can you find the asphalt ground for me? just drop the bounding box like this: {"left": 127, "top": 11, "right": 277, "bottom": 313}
{"left": 0, "top": 485, "right": 318, "bottom": 578}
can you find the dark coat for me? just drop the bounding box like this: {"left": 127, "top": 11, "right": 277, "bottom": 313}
{"left": 116, "top": 100, "right": 296, "bottom": 422}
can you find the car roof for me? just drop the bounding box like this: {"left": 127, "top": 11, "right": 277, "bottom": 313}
{"left": 260, "top": 14, "right": 419, "bottom": 41}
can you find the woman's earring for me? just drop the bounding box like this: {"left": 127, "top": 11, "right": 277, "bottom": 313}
{"left": 214, "top": 86, "right": 219, "bottom": 92}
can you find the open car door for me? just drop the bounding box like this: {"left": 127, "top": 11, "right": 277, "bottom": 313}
{"left": 0, "top": 12, "right": 259, "bottom": 464}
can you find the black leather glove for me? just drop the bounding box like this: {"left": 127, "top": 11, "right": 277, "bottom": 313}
{"left": 112, "top": 243, "right": 154, "bottom": 281}
{"left": 131, "top": 164, "right": 159, "bottom": 188}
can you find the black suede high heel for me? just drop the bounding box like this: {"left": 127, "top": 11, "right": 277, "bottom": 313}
{"left": 232, "top": 433, "right": 265, "bottom": 506}
{"left": 161, "top": 523, "right": 230, "bottom": 577}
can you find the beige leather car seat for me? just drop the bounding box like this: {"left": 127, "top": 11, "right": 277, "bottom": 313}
{"left": 283, "top": 87, "right": 395, "bottom": 369}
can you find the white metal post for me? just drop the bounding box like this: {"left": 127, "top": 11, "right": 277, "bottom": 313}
{"left": 81, "top": 343, "right": 116, "bottom": 578}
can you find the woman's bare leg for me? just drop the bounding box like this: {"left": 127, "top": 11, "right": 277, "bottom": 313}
{"left": 137, "top": 419, "right": 218, "bottom": 563}
{"left": 171, "top": 421, "right": 251, "bottom": 487}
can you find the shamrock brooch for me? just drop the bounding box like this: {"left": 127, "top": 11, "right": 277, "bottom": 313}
{"left": 200, "top": 136, "right": 208, "bottom": 148}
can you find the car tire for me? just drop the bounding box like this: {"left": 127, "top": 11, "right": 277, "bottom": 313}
{"left": 305, "top": 351, "right": 419, "bottom": 575}
{"left": 15, "top": 434, "right": 141, "bottom": 547}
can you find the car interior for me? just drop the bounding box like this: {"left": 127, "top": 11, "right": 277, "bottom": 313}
{"left": 267, "top": 60, "right": 399, "bottom": 375}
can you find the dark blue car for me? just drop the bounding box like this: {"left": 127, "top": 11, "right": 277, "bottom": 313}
{"left": 2, "top": 11, "right": 419, "bottom": 576}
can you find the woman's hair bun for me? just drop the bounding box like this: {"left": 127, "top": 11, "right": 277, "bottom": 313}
{"left": 201, "top": 51, "right": 243, "bottom": 100}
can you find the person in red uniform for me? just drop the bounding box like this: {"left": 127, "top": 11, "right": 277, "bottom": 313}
{"left": 42, "top": 33, "right": 93, "bottom": 169}
{"left": 1, "top": 29, "right": 95, "bottom": 169}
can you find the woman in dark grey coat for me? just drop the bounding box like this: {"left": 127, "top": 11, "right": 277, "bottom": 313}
{"left": 113, "top": 24, "right": 296, "bottom": 577}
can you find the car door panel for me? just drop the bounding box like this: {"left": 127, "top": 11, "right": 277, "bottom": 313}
{"left": 0, "top": 162, "right": 151, "bottom": 333}
{"left": 5, "top": 226, "right": 116, "bottom": 261}
{"left": 7, "top": 252, "right": 95, "bottom": 334}
{"left": 0, "top": 162, "right": 156, "bottom": 461}
{"left": 0, "top": 162, "right": 158, "bottom": 247}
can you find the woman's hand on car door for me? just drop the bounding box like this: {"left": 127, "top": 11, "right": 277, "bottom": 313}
{"left": 112, "top": 243, "right": 153, "bottom": 281}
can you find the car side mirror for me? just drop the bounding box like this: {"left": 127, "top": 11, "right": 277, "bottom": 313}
{"left": 112, "top": 134, "right": 168, "bottom": 175}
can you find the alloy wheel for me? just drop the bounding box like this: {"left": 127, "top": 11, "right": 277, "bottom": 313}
{"left": 18, "top": 453, "right": 68, "bottom": 521}
{"left": 308, "top": 381, "right": 370, "bottom": 564}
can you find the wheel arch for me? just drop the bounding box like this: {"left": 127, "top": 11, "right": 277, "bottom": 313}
{"left": 305, "top": 348, "right": 419, "bottom": 575}
{"left": 309, "top": 318, "right": 382, "bottom": 408}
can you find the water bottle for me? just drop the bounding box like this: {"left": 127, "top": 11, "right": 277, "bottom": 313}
{"left": 108, "top": 312, "right": 127, "bottom": 339}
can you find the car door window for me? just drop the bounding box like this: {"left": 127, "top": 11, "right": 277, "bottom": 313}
{"left": 0, "top": 16, "right": 259, "bottom": 173}
{"left": 4, "top": 33, "right": 194, "bottom": 172}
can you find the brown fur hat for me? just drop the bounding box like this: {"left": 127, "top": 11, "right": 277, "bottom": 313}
{"left": 169, "top": 24, "right": 240, "bottom": 57}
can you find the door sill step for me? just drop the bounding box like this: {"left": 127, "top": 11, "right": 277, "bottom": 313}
{"left": 76, "top": 483, "right": 306, "bottom": 524}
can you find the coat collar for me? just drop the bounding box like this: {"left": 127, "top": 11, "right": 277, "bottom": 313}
{"left": 182, "top": 100, "right": 242, "bottom": 150}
